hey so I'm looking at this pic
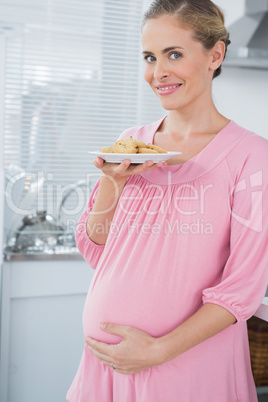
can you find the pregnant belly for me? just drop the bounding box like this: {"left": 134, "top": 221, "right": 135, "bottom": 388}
{"left": 83, "top": 276, "right": 194, "bottom": 345}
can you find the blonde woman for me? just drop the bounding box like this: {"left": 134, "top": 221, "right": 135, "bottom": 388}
{"left": 67, "top": 1, "right": 268, "bottom": 401}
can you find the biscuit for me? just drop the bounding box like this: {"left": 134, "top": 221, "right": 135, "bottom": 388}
{"left": 138, "top": 147, "right": 158, "bottom": 154}
{"left": 135, "top": 139, "right": 148, "bottom": 148}
{"left": 146, "top": 143, "right": 167, "bottom": 153}
{"left": 113, "top": 137, "right": 139, "bottom": 154}
{"left": 100, "top": 146, "right": 114, "bottom": 153}
{"left": 100, "top": 137, "right": 168, "bottom": 154}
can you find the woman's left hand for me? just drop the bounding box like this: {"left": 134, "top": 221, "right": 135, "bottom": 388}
{"left": 85, "top": 323, "right": 163, "bottom": 374}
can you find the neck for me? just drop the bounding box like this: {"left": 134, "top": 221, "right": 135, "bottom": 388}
{"left": 164, "top": 98, "right": 229, "bottom": 140}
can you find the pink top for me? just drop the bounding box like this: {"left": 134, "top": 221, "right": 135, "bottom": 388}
{"left": 67, "top": 117, "right": 268, "bottom": 402}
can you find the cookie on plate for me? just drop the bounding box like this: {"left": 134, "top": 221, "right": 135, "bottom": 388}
{"left": 146, "top": 143, "right": 167, "bottom": 153}
{"left": 135, "top": 139, "right": 148, "bottom": 148}
{"left": 138, "top": 147, "right": 158, "bottom": 154}
{"left": 100, "top": 146, "right": 114, "bottom": 153}
{"left": 113, "top": 137, "right": 139, "bottom": 154}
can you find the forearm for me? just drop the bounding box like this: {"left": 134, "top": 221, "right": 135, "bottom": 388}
{"left": 86, "top": 174, "right": 127, "bottom": 245}
{"left": 86, "top": 157, "right": 166, "bottom": 245}
{"left": 157, "top": 303, "right": 236, "bottom": 364}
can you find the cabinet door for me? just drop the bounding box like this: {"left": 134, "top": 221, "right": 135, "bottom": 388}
{"left": 9, "top": 294, "right": 87, "bottom": 402}
{"left": 0, "top": 259, "right": 94, "bottom": 402}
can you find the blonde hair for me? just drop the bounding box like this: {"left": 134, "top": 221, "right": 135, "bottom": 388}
{"left": 142, "top": 0, "right": 231, "bottom": 79}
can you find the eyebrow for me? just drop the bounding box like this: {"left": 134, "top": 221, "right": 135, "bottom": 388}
{"left": 142, "top": 46, "right": 184, "bottom": 55}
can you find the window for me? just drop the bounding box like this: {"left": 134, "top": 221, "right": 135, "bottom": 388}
{"left": 1, "top": 0, "right": 165, "bottom": 247}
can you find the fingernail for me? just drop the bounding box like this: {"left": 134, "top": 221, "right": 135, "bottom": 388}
{"left": 99, "top": 322, "right": 107, "bottom": 329}
{"left": 146, "top": 160, "right": 154, "bottom": 166}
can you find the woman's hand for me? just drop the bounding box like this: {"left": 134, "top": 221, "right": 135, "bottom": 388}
{"left": 85, "top": 323, "right": 163, "bottom": 374}
{"left": 94, "top": 157, "right": 167, "bottom": 186}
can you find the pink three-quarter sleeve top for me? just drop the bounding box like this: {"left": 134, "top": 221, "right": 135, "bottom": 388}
{"left": 67, "top": 117, "right": 268, "bottom": 402}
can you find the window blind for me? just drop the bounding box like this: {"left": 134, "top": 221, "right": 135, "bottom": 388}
{"left": 1, "top": 0, "right": 165, "bottom": 242}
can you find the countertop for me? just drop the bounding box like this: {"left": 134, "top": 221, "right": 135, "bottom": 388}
{"left": 4, "top": 250, "right": 83, "bottom": 261}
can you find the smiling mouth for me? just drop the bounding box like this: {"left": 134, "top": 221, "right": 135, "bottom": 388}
{"left": 156, "top": 84, "right": 182, "bottom": 90}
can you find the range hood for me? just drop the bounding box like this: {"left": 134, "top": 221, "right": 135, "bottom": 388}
{"left": 224, "top": 0, "right": 268, "bottom": 69}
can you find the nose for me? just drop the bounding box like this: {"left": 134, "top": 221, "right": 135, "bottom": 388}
{"left": 153, "top": 60, "right": 170, "bottom": 81}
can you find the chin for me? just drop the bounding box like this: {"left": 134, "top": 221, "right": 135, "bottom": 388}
{"left": 158, "top": 101, "right": 182, "bottom": 111}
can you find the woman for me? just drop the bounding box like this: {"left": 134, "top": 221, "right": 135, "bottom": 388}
{"left": 67, "top": 1, "right": 268, "bottom": 401}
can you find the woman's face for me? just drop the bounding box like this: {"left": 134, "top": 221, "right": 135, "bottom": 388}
{"left": 141, "top": 15, "right": 216, "bottom": 112}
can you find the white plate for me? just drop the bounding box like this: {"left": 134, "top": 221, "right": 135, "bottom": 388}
{"left": 88, "top": 151, "right": 182, "bottom": 164}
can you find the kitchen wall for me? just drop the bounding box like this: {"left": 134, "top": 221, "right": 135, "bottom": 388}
{"left": 213, "top": 67, "right": 268, "bottom": 139}
{"left": 213, "top": 0, "right": 268, "bottom": 139}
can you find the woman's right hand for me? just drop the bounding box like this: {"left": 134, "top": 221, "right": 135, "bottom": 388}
{"left": 93, "top": 157, "right": 167, "bottom": 186}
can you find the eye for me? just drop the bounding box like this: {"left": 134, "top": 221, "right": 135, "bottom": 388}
{"left": 144, "top": 55, "right": 156, "bottom": 63}
{"left": 170, "top": 52, "right": 182, "bottom": 60}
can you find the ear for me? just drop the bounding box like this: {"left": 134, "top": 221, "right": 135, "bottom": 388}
{"left": 209, "top": 41, "right": 226, "bottom": 73}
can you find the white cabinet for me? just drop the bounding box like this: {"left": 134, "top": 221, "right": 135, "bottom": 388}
{"left": 0, "top": 258, "right": 94, "bottom": 402}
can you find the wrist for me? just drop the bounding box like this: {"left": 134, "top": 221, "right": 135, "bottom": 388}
{"left": 153, "top": 334, "right": 176, "bottom": 366}
{"left": 100, "top": 173, "right": 127, "bottom": 192}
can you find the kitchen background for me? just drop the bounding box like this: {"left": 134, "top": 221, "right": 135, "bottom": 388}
{"left": 0, "top": 0, "right": 268, "bottom": 401}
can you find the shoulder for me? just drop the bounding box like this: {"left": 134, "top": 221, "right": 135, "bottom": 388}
{"left": 227, "top": 121, "right": 268, "bottom": 182}
{"left": 228, "top": 121, "right": 268, "bottom": 159}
